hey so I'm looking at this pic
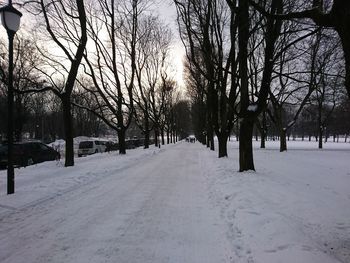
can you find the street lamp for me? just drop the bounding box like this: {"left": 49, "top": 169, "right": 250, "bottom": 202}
{"left": 0, "top": 0, "right": 22, "bottom": 194}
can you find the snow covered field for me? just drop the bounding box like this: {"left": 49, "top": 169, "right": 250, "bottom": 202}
{"left": 204, "top": 140, "right": 350, "bottom": 263}
{"left": 0, "top": 140, "right": 349, "bottom": 262}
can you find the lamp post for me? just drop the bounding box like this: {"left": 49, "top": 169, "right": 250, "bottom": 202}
{"left": 0, "top": 0, "right": 22, "bottom": 194}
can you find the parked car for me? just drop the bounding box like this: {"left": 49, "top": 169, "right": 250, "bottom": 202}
{"left": 0, "top": 142, "right": 60, "bottom": 169}
{"left": 77, "top": 140, "right": 107, "bottom": 157}
{"left": 125, "top": 139, "right": 136, "bottom": 149}
{"left": 186, "top": 135, "right": 196, "bottom": 143}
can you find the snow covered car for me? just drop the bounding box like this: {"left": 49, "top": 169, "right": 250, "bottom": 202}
{"left": 0, "top": 142, "right": 60, "bottom": 169}
{"left": 77, "top": 140, "right": 107, "bottom": 157}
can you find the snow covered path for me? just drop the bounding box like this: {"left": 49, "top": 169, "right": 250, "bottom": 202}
{"left": 1, "top": 140, "right": 349, "bottom": 263}
{"left": 0, "top": 143, "right": 232, "bottom": 263}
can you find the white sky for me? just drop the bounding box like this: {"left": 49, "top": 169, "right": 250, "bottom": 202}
{"left": 0, "top": 0, "right": 186, "bottom": 89}
{"left": 157, "top": 0, "right": 186, "bottom": 89}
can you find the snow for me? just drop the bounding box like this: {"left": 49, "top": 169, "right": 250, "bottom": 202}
{"left": 0, "top": 140, "right": 349, "bottom": 262}
{"left": 204, "top": 139, "right": 350, "bottom": 263}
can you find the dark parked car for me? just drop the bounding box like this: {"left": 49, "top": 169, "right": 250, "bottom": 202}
{"left": 0, "top": 142, "right": 60, "bottom": 169}
{"left": 105, "top": 141, "right": 119, "bottom": 152}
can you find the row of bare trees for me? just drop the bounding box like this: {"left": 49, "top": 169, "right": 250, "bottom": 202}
{"left": 253, "top": 98, "right": 350, "bottom": 146}
{"left": 1, "top": 0, "right": 349, "bottom": 171}
{"left": 0, "top": 0, "right": 189, "bottom": 167}
{"left": 175, "top": 0, "right": 349, "bottom": 171}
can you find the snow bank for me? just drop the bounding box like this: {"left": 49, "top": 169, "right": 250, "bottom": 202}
{"left": 0, "top": 145, "right": 164, "bottom": 211}
{"left": 203, "top": 140, "right": 350, "bottom": 263}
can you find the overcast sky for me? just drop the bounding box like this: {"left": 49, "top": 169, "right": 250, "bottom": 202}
{"left": 0, "top": 0, "right": 186, "bottom": 88}
{"left": 157, "top": 0, "right": 186, "bottom": 88}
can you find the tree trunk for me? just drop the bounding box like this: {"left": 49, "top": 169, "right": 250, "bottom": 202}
{"left": 161, "top": 128, "right": 165, "bottom": 145}
{"left": 317, "top": 102, "right": 322, "bottom": 148}
{"left": 118, "top": 129, "right": 126, "bottom": 154}
{"left": 144, "top": 130, "right": 150, "bottom": 149}
{"left": 260, "top": 111, "right": 267, "bottom": 148}
{"left": 239, "top": 117, "right": 255, "bottom": 172}
{"left": 167, "top": 129, "right": 170, "bottom": 144}
{"left": 208, "top": 127, "right": 215, "bottom": 151}
{"left": 62, "top": 96, "right": 74, "bottom": 167}
{"left": 144, "top": 117, "right": 150, "bottom": 149}
{"left": 280, "top": 128, "right": 287, "bottom": 152}
{"left": 201, "top": 135, "right": 206, "bottom": 145}
{"left": 260, "top": 131, "right": 266, "bottom": 148}
{"left": 217, "top": 133, "right": 228, "bottom": 158}
{"left": 318, "top": 127, "right": 323, "bottom": 149}
{"left": 155, "top": 129, "right": 159, "bottom": 147}
{"left": 210, "top": 133, "right": 215, "bottom": 151}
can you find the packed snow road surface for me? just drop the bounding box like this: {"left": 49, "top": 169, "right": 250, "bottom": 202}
{"left": 1, "top": 140, "right": 349, "bottom": 263}
{"left": 0, "top": 143, "right": 233, "bottom": 263}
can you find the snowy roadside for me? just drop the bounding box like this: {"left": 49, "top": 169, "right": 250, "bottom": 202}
{"left": 1, "top": 139, "right": 349, "bottom": 263}
{"left": 0, "top": 141, "right": 234, "bottom": 263}
{"left": 0, "top": 145, "right": 166, "bottom": 214}
{"left": 202, "top": 140, "right": 350, "bottom": 263}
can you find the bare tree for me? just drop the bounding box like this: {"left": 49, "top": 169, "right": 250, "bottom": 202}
{"left": 175, "top": 0, "right": 287, "bottom": 170}
{"left": 175, "top": 0, "right": 237, "bottom": 157}
{"left": 149, "top": 75, "right": 176, "bottom": 147}
{"left": 21, "top": 0, "right": 87, "bottom": 167}
{"left": 72, "top": 84, "right": 106, "bottom": 137}
{"left": 13, "top": 37, "right": 45, "bottom": 140}
{"left": 234, "top": 0, "right": 284, "bottom": 171}
{"left": 183, "top": 57, "right": 208, "bottom": 145}
{"left": 250, "top": 0, "right": 350, "bottom": 99}
{"left": 133, "top": 14, "right": 172, "bottom": 148}
{"left": 79, "top": 0, "right": 147, "bottom": 154}
{"left": 310, "top": 35, "right": 344, "bottom": 148}
{"left": 266, "top": 25, "right": 321, "bottom": 151}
